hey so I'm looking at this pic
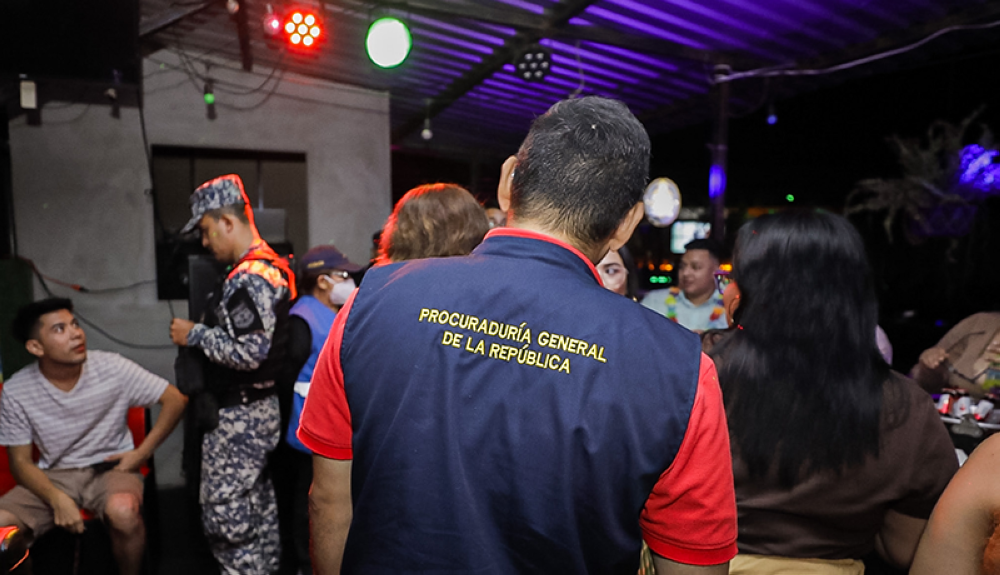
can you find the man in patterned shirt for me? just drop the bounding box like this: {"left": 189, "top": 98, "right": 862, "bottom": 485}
{"left": 169, "top": 174, "right": 295, "bottom": 575}
{"left": 0, "top": 298, "right": 187, "bottom": 575}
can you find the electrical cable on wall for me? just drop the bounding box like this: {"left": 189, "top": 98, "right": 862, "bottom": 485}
{"left": 715, "top": 18, "right": 1000, "bottom": 83}
{"left": 23, "top": 257, "right": 175, "bottom": 350}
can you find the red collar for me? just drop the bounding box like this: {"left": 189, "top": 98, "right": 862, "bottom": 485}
{"left": 485, "top": 228, "right": 603, "bottom": 285}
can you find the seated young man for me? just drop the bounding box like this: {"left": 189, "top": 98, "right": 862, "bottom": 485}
{"left": 0, "top": 298, "right": 187, "bottom": 575}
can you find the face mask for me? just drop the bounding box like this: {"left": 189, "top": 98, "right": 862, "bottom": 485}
{"left": 328, "top": 277, "right": 356, "bottom": 306}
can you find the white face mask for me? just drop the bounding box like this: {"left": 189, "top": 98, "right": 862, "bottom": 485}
{"left": 327, "top": 277, "right": 356, "bottom": 306}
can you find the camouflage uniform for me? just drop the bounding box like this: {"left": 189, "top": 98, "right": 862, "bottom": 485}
{"left": 182, "top": 175, "right": 293, "bottom": 575}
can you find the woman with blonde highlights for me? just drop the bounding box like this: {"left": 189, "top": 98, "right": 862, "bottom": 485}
{"left": 377, "top": 183, "right": 490, "bottom": 265}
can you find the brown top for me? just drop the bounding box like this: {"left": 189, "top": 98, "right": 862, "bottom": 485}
{"left": 910, "top": 312, "right": 1000, "bottom": 392}
{"left": 733, "top": 372, "right": 958, "bottom": 560}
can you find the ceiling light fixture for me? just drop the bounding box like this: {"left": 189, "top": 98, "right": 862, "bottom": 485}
{"left": 366, "top": 17, "right": 412, "bottom": 68}
{"left": 513, "top": 45, "right": 551, "bottom": 82}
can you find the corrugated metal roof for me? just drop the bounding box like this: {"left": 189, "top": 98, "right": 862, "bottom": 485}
{"left": 140, "top": 0, "right": 1000, "bottom": 159}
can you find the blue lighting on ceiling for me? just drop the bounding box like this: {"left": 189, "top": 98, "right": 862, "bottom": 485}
{"left": 767, "top": 112, "right": 777, "bottom": 125}
{"left": 708, "top": 165, "right": 726, "bottom": 199}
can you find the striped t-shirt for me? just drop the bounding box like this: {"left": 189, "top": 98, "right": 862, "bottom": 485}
{"left": 0, "top": 350, "right": 168, "bottom": 470}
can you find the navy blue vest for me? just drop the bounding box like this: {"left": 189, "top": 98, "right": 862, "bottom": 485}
{"left": 339, "top": 231, "right": 702, "bottom": 574}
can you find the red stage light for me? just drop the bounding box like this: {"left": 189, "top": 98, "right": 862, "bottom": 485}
{"left": 283, "top": 9, "right": 322, "bottom": 49}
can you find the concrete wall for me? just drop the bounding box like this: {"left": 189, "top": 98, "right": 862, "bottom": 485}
{"left": 8, "top": 51, "right": 391, "bottom": 486}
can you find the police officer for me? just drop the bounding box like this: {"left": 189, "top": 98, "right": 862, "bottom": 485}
{"left": 300, "top": 98, "right": 737, "bottom": 574}
{"left": 169, "top": 174, "right": 294, "bottom": 575}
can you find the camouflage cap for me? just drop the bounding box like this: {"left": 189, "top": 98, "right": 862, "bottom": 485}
{"left": 180, "top": 174, "right": 250, "bottom": 234}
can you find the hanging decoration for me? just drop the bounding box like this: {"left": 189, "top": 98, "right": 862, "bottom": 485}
{"left": 846, "top": 108, "right": 1000, "bottom": 242}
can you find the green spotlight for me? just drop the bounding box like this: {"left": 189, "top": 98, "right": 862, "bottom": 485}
{"left": 366, "top": 17, "right": 411, "bottom": 68}
{"left": 786, "top": 194, "right": 795, "bottom": 202}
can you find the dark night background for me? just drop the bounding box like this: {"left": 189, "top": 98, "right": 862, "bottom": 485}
{"left": 392, "top": 39, "right": 1000, "bottom": 371}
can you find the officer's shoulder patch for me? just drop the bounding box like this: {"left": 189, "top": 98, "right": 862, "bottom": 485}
{"left": 226, "top": 288, "right": 264, "bottom": 335}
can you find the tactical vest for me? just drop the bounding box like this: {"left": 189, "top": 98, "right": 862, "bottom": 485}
{"left": 203, "top": 243, "right": 294, "bottom": 391}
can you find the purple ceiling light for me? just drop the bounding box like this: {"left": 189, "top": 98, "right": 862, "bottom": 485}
{"left": 550, "top": 53, "right": 643, "bottom": 84}
{"left": 602, "top": 0, "right": 778, "bottom": 58}
{"left": 709, "top": 0, "right": 840, "bottom": 48}
{"left": 656, "top": 0, "right": 811, "bottom": 54}
{"left": 583, "top": 6, "right": 711, "bottom": 49}
{"left": 407, "top": 14, "right": 508, "bottom": 46}
{"left": 484, "top": 77, "right": 572, "bottom": 98}
{"left": 490, "top": 0, "right": 546, "bottom": 14}
{"left": 418, "top": 43, "right": 484, "bottom": 63}
{"left": 577, "top": 42, "right": 680, "bottom": 72}
{"left": 541, "top": 71, "right": 620, "bottom": 91}
{"left": 541, "top": 39, "right": 664, "bottom": 78}
{"left": 412, "top": 29, "right": 496, "bottom": 54}
{"left": 414, "top": 52, "right": 477, "bottom": 73}
{"left": 770, "top": 0, "right": 878, "bottom": 39}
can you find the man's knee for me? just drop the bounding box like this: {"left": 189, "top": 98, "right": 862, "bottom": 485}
{"left": 104, "top": 494, "right": 143, "bottom": 532}
{"left": 0, "top": 509, "right": 25, "bottom": 530}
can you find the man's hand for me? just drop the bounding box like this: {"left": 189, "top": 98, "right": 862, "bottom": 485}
{"left": 170, "top": 319, "right": 195, "bottom": 346}
{"left": 105, "top": 450, "right": 146, "bottom": 473}
{"left": 50, "top": 491, "right": 85, "bottom": 534}
{"left": 919, "top": 347, "right": 949, "bottom": 370}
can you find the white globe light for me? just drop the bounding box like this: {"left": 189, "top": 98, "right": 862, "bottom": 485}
{"left": 643, "top": 178, "right": 681, "bottom": 227}
{"left": 367, "top": 18, "right": 412, "bottom": 68}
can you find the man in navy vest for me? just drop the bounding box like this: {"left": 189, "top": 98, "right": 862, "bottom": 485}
{"left": 300, "top": 97, "right": 737, "bottom": 574}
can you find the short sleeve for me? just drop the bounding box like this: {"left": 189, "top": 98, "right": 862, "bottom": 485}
{"left": 0, "top": 389, "right": 33, "bottom": 446}
{"left": 639, "top": 353, "right": 738, "bottom": 565}
{"left": 297, "top": 290, "right": 356, "bottom": 460}
{"left": 890, "top": 384, "right": 959, "bottom": 519}
{"left": 113, "top": 353, "right": 170, "bottom": 407}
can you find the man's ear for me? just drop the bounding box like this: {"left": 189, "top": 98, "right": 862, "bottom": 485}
{"left": 219, "top": 213, "right": 238, "bottom": 234}
{"left": 608, "top": 202, "right": 644, "bottom": 251}
{"left": 497, "top": 156, "right": 518, "bottom": 212}
{"left": 25, "top": 339, "right": 44, "bottom": 359}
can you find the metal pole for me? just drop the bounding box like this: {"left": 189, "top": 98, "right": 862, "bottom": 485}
{"left": 709, "top": 65, "right": 730, "bottom": 245}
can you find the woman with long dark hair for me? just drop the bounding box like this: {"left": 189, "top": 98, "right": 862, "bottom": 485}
{"left": 708, "top": 210, "right": 957, "bottom": 574}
